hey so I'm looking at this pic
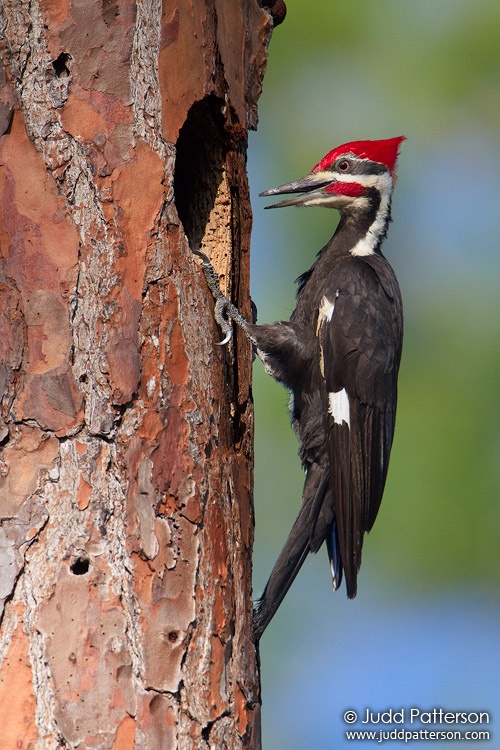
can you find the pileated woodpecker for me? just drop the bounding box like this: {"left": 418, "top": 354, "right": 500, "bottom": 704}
{"left": 196, "top": 136, "right": 405, "bottom": 641}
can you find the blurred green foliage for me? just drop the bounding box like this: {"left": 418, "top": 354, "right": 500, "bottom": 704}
{"left": 250, "top": 0, "right": 500, "bottom": 598}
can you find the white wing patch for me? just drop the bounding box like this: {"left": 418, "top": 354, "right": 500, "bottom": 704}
{"left": 316, "top": 293, "right": 339, "bottom": 378}
{"left": 316, "top": 295, "right": 335, "bottom": 332}
{"left": 328, "top": 388, "right": 350, "bottom": 427}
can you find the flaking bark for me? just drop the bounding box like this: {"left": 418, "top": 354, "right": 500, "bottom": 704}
{"left": 0, "top": 1, "right": 276, "bottom": 747}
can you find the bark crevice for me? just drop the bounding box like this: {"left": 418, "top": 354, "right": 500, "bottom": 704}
{"left": 0, "top": 0, "right": 275, "bottom": 746}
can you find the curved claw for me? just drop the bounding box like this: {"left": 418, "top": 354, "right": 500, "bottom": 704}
{"left": 216, "top": 330, "right": 233, "bottom": 346}
{"left": 214, "top": 299, "right": 233, "bottom": 346}
{"left": 192, "top": 247, "right": 255, "bottom": 346}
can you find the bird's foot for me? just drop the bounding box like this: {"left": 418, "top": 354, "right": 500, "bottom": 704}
{"left": 193, "top": 248, "right": 257, "bottom": 346}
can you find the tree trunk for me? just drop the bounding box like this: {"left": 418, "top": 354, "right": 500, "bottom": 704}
{"left": 0, "top": 1, "right": 276, "bottom": 747}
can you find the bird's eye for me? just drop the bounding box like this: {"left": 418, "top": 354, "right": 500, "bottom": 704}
{"left": 337, "top": 159, "right": 351, "bottom": 172}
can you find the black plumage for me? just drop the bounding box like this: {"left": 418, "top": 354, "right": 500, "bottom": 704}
{"left": 248, "top": 139, "right": 405, "bottom": 641}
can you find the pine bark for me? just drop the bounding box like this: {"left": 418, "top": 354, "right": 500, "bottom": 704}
{"left": 0, "top": 1, "right": 275, "bottom": 747}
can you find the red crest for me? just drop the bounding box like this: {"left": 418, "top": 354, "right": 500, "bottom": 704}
{"left": 313, "top": 136, "right": 406, "bottom": 177}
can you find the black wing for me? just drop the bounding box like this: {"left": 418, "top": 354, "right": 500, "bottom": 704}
{"left": 318, "top": 255, "right": 403, "bottom": 596}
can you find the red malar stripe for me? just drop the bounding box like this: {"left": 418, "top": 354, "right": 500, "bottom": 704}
{"left": 326, "top": 181, "right": 366, "bottom": 197}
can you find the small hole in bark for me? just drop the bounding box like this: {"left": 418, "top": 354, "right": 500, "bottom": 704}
{"left": 167, "top": 630, "right": 179, "bottom": 643}
{"left": 174, "top": 96, "right": 227, "bottom": 252}
{"left": 70, "top": 557, "right": 90, "bottom": 575}
{"left": 102, "top": 0, "right": 119, "bottom": 26}
{"left": 52, "top": 53, "right": 71, "bottom": 78}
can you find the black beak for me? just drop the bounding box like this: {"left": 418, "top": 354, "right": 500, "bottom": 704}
{"left": 260, "top": 174, "right": 332, "bottom": 208}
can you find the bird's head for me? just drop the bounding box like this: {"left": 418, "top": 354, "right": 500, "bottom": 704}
{"left": 260, "top": 136, "right": 405, "bottom": 210}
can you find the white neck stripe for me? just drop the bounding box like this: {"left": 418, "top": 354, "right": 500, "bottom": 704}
{"left": 349, "top": 172, "right": 393, "bottom": 256}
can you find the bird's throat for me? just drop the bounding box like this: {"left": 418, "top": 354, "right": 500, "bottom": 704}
{"left": 348, "top": 189, "right": 392, "bottom": 257}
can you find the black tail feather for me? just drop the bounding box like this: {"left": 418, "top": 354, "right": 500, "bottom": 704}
{"left": 252, "top": 509, "right": 311, "bottom": 641}
{"left": 252, "top": 464, "right": 330, "bottom": 641}
{"left": 326, "top": 520, "right": 343, "bottom": 592}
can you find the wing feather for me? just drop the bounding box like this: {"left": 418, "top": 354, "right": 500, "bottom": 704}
{"left": 318, "top": 256, "right": 402, "bottom": 596}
